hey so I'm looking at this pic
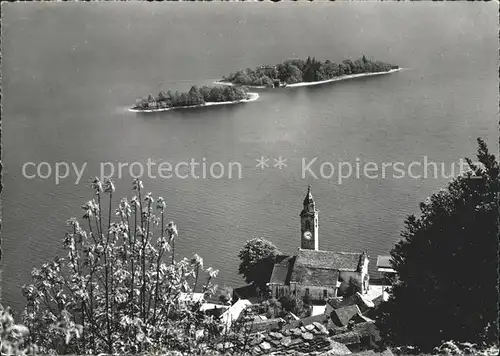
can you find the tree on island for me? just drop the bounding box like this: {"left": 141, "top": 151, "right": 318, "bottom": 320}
{"left": 376, "top": 138, "right": 499, "bottom": 352}
{"left": 238, "top": 237, "right": 280, "bottom": 290}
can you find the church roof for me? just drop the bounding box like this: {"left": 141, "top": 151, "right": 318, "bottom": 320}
{"left": 296, "top": 249, "right": 363, "bottom": 272}
{"left": 269, "top": 250, "right": 364, "bottom": 287}
{"left": 291, "top": 264, "right": 339, "bottom": 286}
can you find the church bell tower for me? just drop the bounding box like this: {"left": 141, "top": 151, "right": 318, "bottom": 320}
{"left": 300, "top": 185, "right": 319, "bottom": 250}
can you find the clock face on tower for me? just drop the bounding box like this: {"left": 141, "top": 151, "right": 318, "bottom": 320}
{"left": 303, "top": 231, "right": 312, "bottom": 240}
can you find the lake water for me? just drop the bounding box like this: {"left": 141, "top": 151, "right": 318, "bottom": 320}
{"left": 2, "top": 2, "right": 497, "bottom": 312}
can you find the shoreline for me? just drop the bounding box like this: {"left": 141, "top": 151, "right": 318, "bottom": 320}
{"left": 286, "top": 68, "right": 402, "bottom": 87}
{"left": 214, "top": 68, "right": 402, "bottom": 89}
{"left": 129, "top": 92, "right": 259, "bottom": 113}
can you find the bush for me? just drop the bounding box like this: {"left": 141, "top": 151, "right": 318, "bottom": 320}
{"left": 256, "top": 298, "right": 283, "bottom": 319}
{"left": 278, "top": 295, "right": 307, "bottom": 317}
{"left": 1, "top": 305, "right": 35, "bottom": 355}
{"left": 433, "top": 340, "right": 484, "bottom": 355}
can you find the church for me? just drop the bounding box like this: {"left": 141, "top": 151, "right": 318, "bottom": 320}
{"left": 267, "top": 186, "right": 370, "bottom": 302}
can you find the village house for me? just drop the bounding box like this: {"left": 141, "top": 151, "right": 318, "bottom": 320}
{"left": 376, "top": 255, "right": 396, "bottom": 274}
{"left": 267, "top": 186, "right": 370, "bottom": 302}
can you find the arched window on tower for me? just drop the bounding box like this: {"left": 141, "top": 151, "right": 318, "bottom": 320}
{"left": 305, "top": 220, "right": 311, "bottom": 231}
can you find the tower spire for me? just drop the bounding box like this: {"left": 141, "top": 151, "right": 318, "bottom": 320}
{"left": 300, "top": 185, "right": 319, "bottom": 251}
{"left": 303, "top": 184, "right": 314, "bottom": 206}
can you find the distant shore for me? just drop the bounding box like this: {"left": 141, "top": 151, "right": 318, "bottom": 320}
{"left": 129, "top": 92, "right": 259, "bottom": 113}
{"left": 215, "top": 68, "right": 402, "bottom": 89}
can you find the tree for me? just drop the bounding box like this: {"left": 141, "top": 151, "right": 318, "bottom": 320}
{"left": 199, "top": 86, "right": 212, "bottom": 102}
{"left": 261, "top": 298, "right": 282, "bottom": 319}
{"left": 342, "top": 60, "right": 353, "bottom": 74}
{"left": 190, "top": 254, "right": 203, "bottom": 293}
{"left": 222, "top": 86, "right": 237, "bottom": 102}
{"left": 301, "top": 294, "right": 313, "bottom": 317}
{"left": 179, "top": 92, "right": 190, "bottom": 106}
{"left": 279, "top": 63, "right": 303, "bottom": 84}
{"left": 257, "top": 75, "right": 274, "bottom": 88}
{"left": 278, "top": 295, "right": 307, "bottom": 317}
{"left": 216, "top": 286, "right": 233, "bottom": 305}
{"left": 208, "top": 87, "right": 225, "bottom": 102}
{"left": 157, "top": 91, "right": 167, "bottom": 102}
{"left": 22, "top": 179, "right": 221, "bottom": 354}
{"left": 188, "top": 86, "right": 204, "bottom": 106}
{"left": 376, "top": 138, "right": 499, "bottom": 352}
{"left": 234, "top": 87, "right": 248, "bottom": 100}
{"left": 238, "top": 237, "right": 280, "bottom": 288}
{"left": 342, "top": 277, "right": 362, "bottom": 298}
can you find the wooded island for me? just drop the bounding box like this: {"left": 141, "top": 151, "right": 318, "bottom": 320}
{"left": 219, "top": 56, "right": 399, "bottom": 88}
{"left": 132, "top": 85, "right": 256, "bottom": 112}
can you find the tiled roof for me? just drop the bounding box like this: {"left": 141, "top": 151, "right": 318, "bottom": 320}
{"left": 327, "top": 293, "right": 374, "bottom": 314}
{"left": 291, "top": 265, "right": 339, "bottom": 287}
{"left": 234, "top": 284, "right": 259, "bottom": 299}
{"left": 343, "top": 351, "right": 394, "bottom": 356}
{"left": 281, "top": 319, "right": 301, "bottom": 330}
{"left": 371, "top": 295, "right": 384, "bottom": 308}
{"left": 269, "top": 255, "right": 294, "bottom": 284}
{"left": 331, "top": 305, "right": 362, "bottom": 327}
{"left": 330, "top": 330, "right": 361, "bottom": 345}
{"left": 280, "top": 312, "right": 330, "bottom": 332}
{"left": 349, "top": 351, "right": 377, "bottom": 356}
{"left": 321, "top": 341, "right": 353, "bottom": 355}
{"left": 216, "top": 322, "right": 340, "bottom": 355}
{"left": 351, "top": 322, "right": 382, "bottom": 343}
{"left": 327, "top": 322, "right": 382, "bottom": 351}
{"left": 213, "top": 313, "right": 386, "bottom": 355}
{"left": 379, "top": 348, "right": 395, "bottom": 356}
{"left": 246, "top": 318, "right": 286, "bottom": 333}
{"left": 327, "top": 297, "right": 345, "bottom": 310}
{"left": 298, "top": 313, "right": 330, "bottom": 326}
{"left": 297, "top": 249, "right": 363, "bottom": 272}
{"left": 270, "top": 250, "right": 363, "bottom": 288}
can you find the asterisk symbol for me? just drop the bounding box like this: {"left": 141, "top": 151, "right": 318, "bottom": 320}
{"left": 273, "top": 156, "right": 288, "bottom": 170}
{"left": 255, "top": 156, "right": 270, "bottom": 170}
